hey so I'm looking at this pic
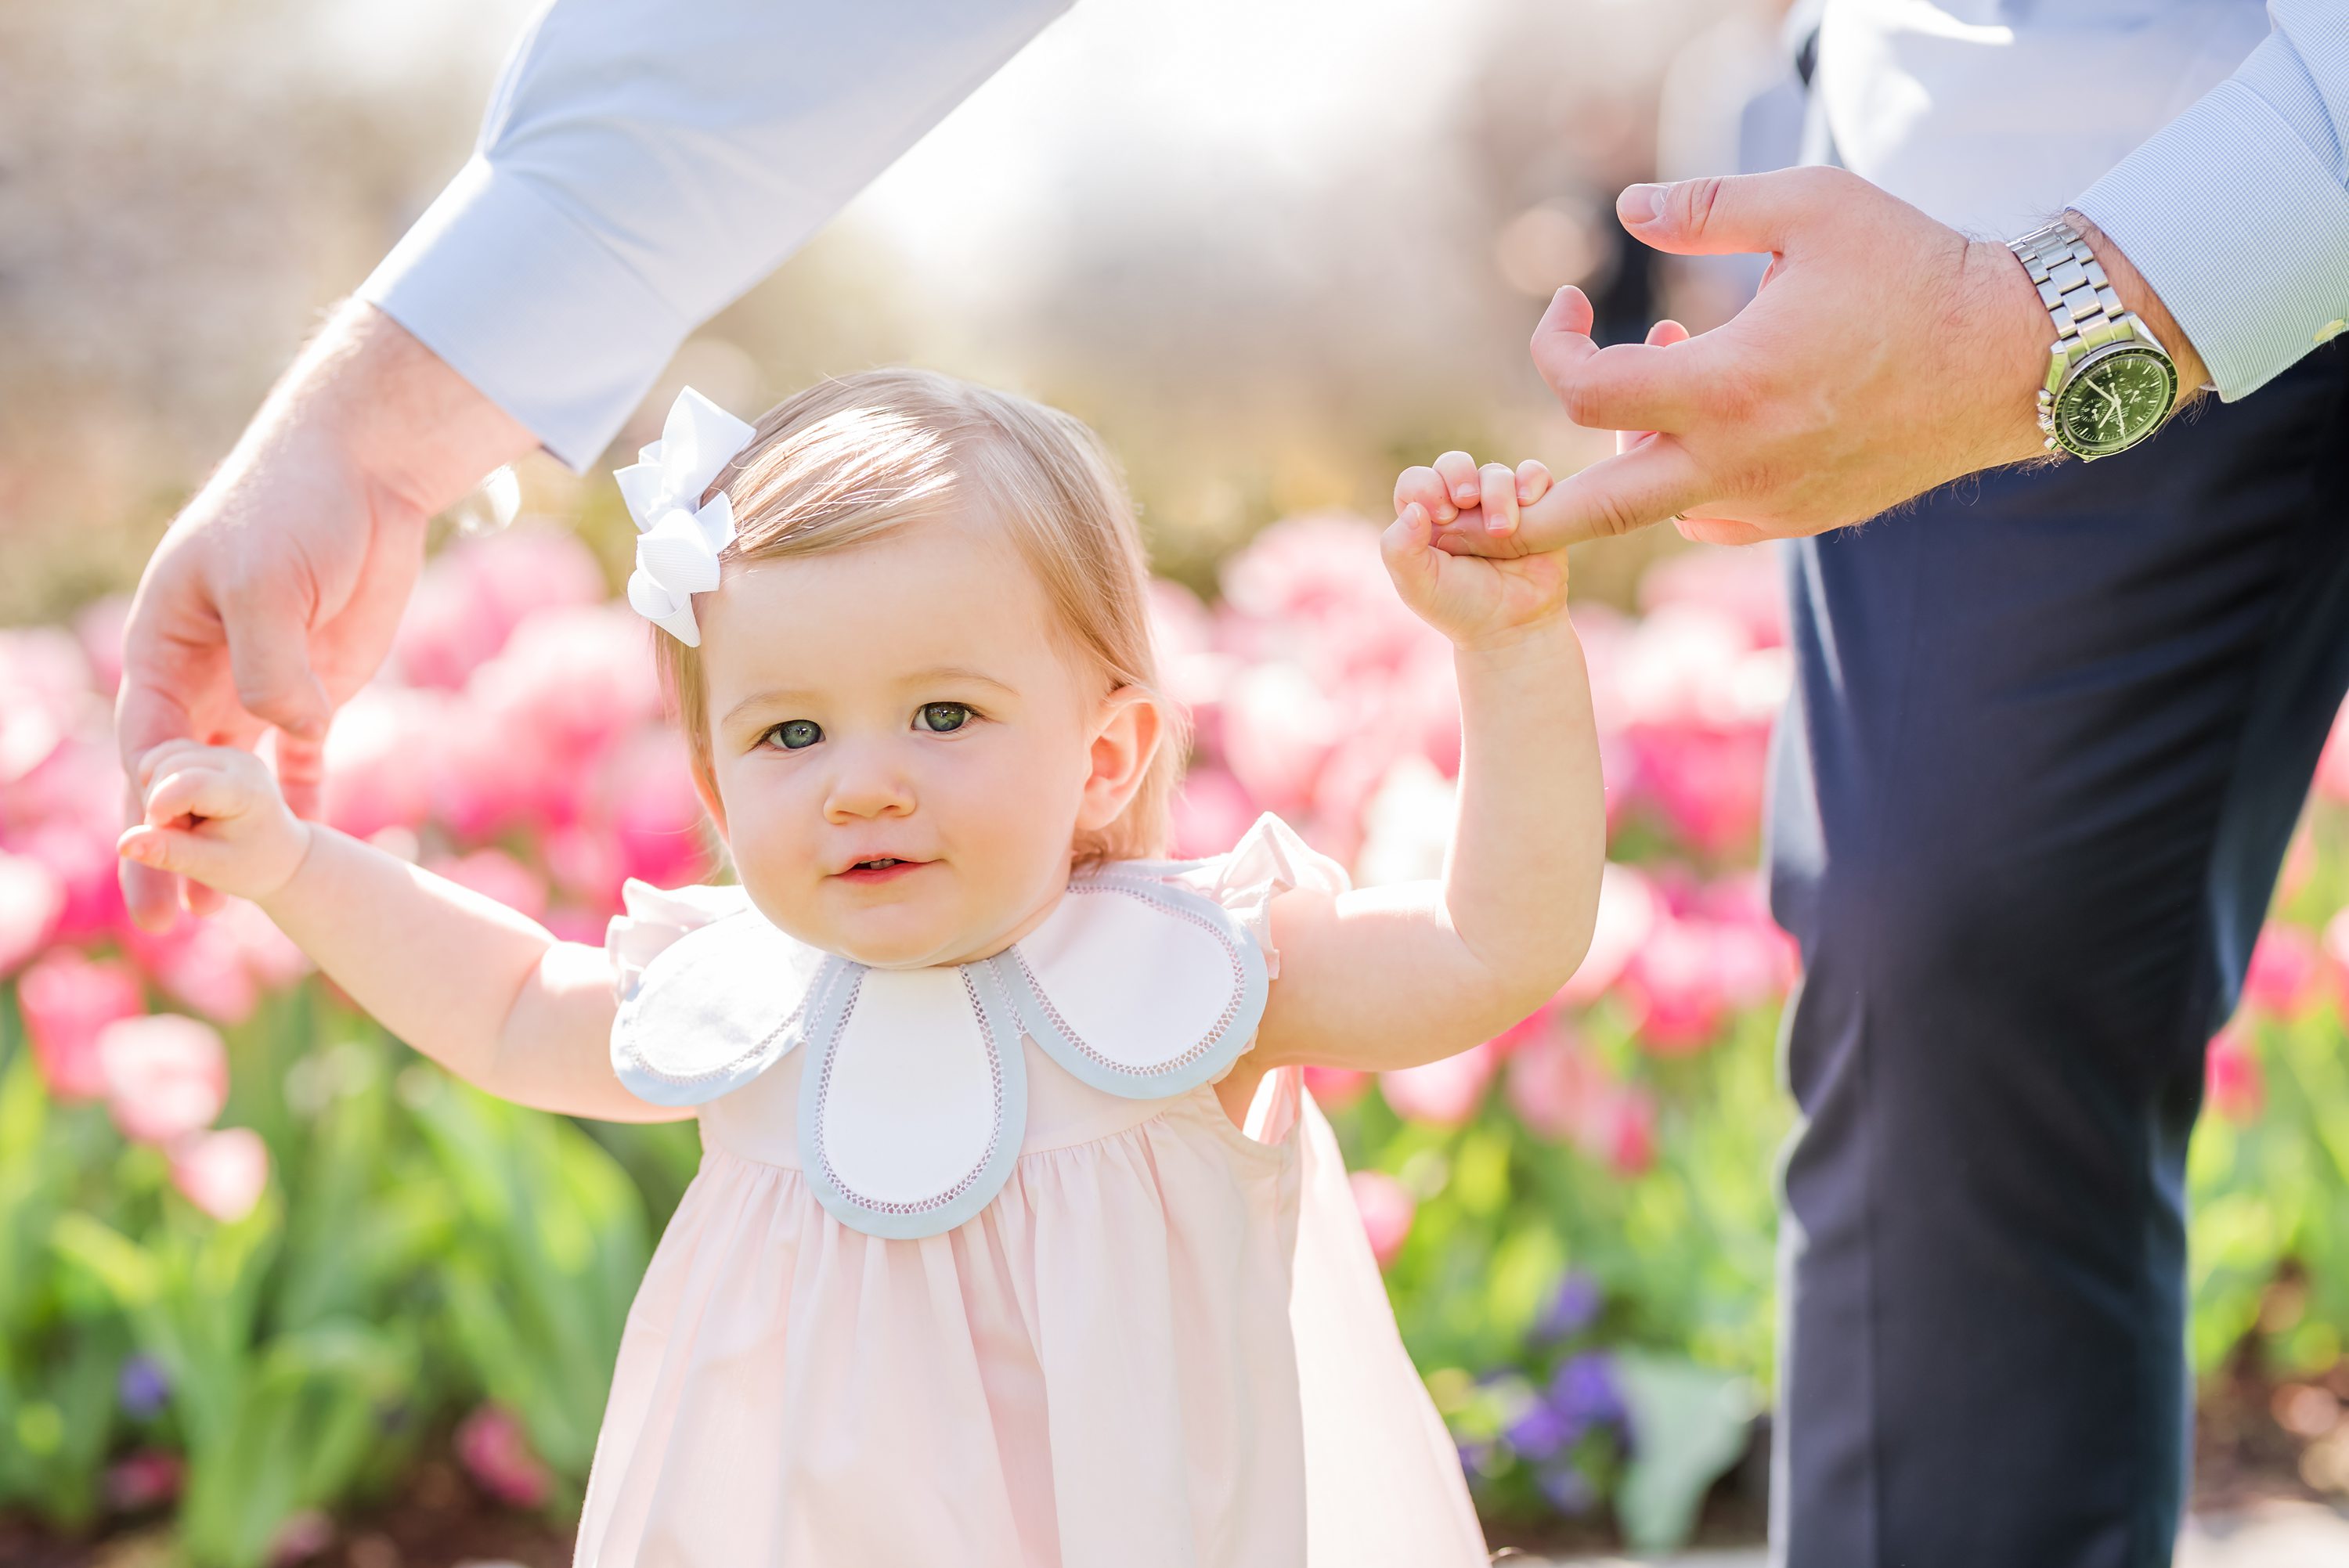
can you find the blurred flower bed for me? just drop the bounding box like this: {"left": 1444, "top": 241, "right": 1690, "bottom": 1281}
{"left": 3, "top": 519, "right": 2348, "bottom": 1563}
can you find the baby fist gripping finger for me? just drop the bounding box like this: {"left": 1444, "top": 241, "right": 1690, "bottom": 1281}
{"left": 119, "top": 744, "right": 311, "bottom": 903}
{"left": 1384, "top": 491, "right": 1570, "bottom": 648}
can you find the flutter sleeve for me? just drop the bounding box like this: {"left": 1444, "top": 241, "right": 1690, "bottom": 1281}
{"left": 604, "top": 878, "right": 756, "bottom": 1004}
{"left": 1185, "top": 813, "right": 1352, "bottom": 982}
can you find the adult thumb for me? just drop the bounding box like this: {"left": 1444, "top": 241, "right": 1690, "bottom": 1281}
{"left": 1615, "top": 167, "right": 1848, "bottom": 258}
{"left": 222, "top": 587, "right": 333, "bottom": 743}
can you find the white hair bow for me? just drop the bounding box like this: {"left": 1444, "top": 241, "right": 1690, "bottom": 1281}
{"left": 613, "top": 387, "right": 759, "bottom": 647}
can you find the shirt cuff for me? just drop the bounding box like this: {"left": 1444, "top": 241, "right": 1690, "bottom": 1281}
{"left": 2073, "top": 77, "right": 2349, "bottom": 403}
{"left": 356, "top": 157, "right": 690, "bottom": 471}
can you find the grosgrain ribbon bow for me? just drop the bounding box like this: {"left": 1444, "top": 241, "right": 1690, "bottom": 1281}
{"left": 614, "top": 387, "right": 759, "bottom": 647}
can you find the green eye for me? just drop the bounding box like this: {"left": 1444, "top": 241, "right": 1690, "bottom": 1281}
{"left": 770, "top": 719, "right": 822, "bottom": 750}
{"left": 917, "top": 702, "right": 972, "bottom": 734}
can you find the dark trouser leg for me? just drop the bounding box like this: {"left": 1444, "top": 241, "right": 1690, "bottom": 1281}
{"left": 1767, "top": 341, "right": 2349, "bottom": 1568}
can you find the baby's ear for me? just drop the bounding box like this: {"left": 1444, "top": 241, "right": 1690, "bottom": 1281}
{"left": 1076, "top": 687, "right": 1164, "bottom": 834}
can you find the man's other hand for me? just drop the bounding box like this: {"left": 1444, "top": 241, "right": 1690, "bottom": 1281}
{"left": 1470, "top": 167, "right": 2206, "bottom": 555}
{"left": 116, "top": 302, "right": 532, "bottom": 927}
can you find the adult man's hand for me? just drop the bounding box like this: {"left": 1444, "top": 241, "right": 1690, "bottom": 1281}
{"left": 1473, "top": 166, "right": 2209, "bottom": 552}
{"left": 117, "top": 302, "right": 533, "bottom": 927}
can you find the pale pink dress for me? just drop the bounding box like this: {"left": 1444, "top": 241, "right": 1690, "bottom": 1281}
{"left": 573, "top": 817, "right": 1488, "bottom": 1567}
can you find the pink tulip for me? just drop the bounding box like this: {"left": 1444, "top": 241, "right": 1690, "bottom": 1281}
{"left": 1218, "top": 515, "right": 1395, "bottom": 633}
{"left": 321, "top": 687, "right": 444, "bottom": 840}
{"left": 1620, "top": 917, "right": 1730, "bottom": 1054}
{"left": 1636, "top": 545, "right": 1788, "bottom": 650}
{"left": 1220, "top": 661, "right": 1338, "bottom": 813}
{"left": 1379, "top": 1041, "right": 1499, "bottom": 1127}
{"left": 216, "top": 899, "right": 310, "bottom": 992}
{"left": 0, "top": 626, "right": 96, "bottom": 787}
{"left": 2243, "top": 922, "right": 2320, "bottom": 1018}
{"left": 266, "top": 1509, "right": 334, "bottom": 1567}
{"left": 1504, "top": 1026, "right": 1607, "bottom": 1144}
{"left": 1171, "top": 766, "right": 1260, "bottom": 859}
{"left": 103, "top": 1448, "right": 183, "bottom": 1512}
{"left": 544, "top": 825, "right": 624, "bottom": 911}
{"left": 99, "top": 1015, "right": 228, "bottom": 1146}
{"left": 427, "top": 848, "right": 549, "bottom": 921}
{"left": 1502, "top": 1026, "right": 1660, "bottom": 1175}
{"left": 1486, "top": 1004, "right": 1557, "bottom": 1061}
{"left": 474, "top": 605, "right": 662, "bottom": 766}
{"left": 8, "top": 739, "right": 131, "bottom": 941}
{"left": 1607, "top": 1087, "right": 1658, "bottom": 1175}
{"left": 455, "top": 1404, "right": 554, "bottom": 1509}
{"left": 431, "top": 701, "right": 546, "bottom": 841}
{"left": 74, "top": 596, "right": 132, "bottom": 699}
{"left": 123, "top": 915, "right": 260, "bottom": 1025}
{"left": 18, "top": 950, "right": 145, "bottom": 1101}
{"left": 394, "top": 528, "right": 608, "bottom": 690}
{"left": 2205, "top": 1028, "right": 2263, "bottom": 1124}
{"left": 1557, "top": 863, "right": 1659, "bottom": 1007}
{"left": 1149, "top": 578, "right": 1215, "bottom": 661}
{"left": 1348, "top": 1170, "right": 1416, "bottom": 1270}
{"left": 1626, "top": 724, "right": 1773, "bottom": 856}
{"left": 169, "top": 1127, "right": 269, "bottom": 1222}
{"left": 602, "top": 730, "right": 713, "bottom": 889}
{"left": 0, "top": 851, "right": 64, "bottom": 978}
{"left": 1301, "top": 1065, "right": 1370, "bottom": 1112}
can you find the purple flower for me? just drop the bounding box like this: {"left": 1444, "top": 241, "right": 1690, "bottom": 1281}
{"left": 1536, "top": 1271, "right": 1603, "bottom": 1342}
{"left": 1537, "top": 1462, "right": 1599, "bottom": 1516}
{"left": 1505, "top": 1400, "right": 1578, "bottom": 1462}
{"left": 117, "top": 1354, "right": 170, "bottom": 1419}
{"left": 1548, "top": 1351, "right": 1626, "bottom": 1431}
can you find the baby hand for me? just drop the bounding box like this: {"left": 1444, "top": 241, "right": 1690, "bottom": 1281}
{"left": 117, "top": 743, "right": 312, "bottom": 905}
{"left": 1384, "top": 452, "right": 1568, "bottom": 647}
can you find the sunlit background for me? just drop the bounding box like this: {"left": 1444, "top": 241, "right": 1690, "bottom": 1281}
{"left": 8, "top": 2, "right": 2349, "bottom": 1565}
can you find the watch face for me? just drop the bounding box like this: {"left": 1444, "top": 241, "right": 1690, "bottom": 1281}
{"left": 2052, "top": 346, "right": 2177, "bottom": 457}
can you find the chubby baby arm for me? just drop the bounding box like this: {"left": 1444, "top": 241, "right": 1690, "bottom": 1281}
{"left": 120, "top": 744, "right": 685, "bottom": 1123}
{"left": 1248, "top": 452, "right": 1606, "bottom": 1074}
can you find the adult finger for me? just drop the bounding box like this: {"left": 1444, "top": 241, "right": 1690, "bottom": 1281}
{"left": 1514, "top": 438, "right": 1709, "bottom": 550}
{"left": 274, "top": 730, "right": 327, "bottom": 822}
{"left": 114, "top": 679, "right": 204, "bottom": 928}
{"left": 1617, "top": 319, "right": 1695, "bottom": 455}
{"left": 1477, "top": 463, "right": 1520, "bottom": 538}
{"left": 1529, "top": 287, "right": 1703, "bottom": 434}
{"left": 1677, "top": 515, "right": 1777, "bottom": 547}
{"left": 219, "top": 577, "right": 334, "bottom": 744}
{"left": 1613, "top": 165, "right": 1857, "bottom": 259}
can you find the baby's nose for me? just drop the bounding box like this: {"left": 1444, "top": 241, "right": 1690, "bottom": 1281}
{"left": 822, "top": 748, "right": 916, "bottom": 821}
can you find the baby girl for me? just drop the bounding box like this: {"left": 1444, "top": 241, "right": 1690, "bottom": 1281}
{"left": 120, "top": 369, "right": 1603, "bottom": 1566}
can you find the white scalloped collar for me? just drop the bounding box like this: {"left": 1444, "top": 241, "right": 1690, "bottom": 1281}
{"left": 611, "top": 866, "right": 1268, "bottom": 1238}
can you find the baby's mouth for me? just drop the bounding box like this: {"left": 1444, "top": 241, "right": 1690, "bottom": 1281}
{"left": 836, "top": 856, "right": 929, "bottom": 885}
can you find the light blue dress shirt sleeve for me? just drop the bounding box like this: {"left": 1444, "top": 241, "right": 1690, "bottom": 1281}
{"left": 355, "top": 0, "right": 1073, "bottom": 470}
{"left": 2073, "top": 0, "right": 2349, "bottom": 402}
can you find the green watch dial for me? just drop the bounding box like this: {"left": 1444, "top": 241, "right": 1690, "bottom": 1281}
{"left": 2052, "top": 345, "right": 2177, "bottom": 457}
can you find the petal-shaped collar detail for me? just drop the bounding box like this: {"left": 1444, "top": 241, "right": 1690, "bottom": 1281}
{"left": 612, "top": 901, "right": 830, "bottom": 1106}
{"left": 987, "top": 868, "right": 1267, "bottom": 1098}
{"left": 608, "top": 865, "right": 1269, "bottom": 1238}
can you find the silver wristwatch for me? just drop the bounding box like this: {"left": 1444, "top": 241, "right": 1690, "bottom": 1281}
{"left": 2008, "top": 218, "right": 2178, "bottom": 460}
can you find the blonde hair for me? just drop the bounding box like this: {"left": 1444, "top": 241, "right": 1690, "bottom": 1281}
{"left": 655, "top": 368, "right": 1184, "bottom": 867}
